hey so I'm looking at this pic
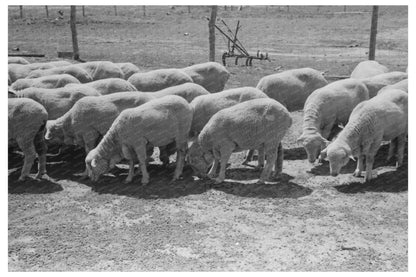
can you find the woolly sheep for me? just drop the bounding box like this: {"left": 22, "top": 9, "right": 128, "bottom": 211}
{"left": 321, "top": 89, "right": 407, "bottom": 181}
{"left": 8, "top": 61, "right": 72, "bottom": 83}
{"left": 377, "top": 79, "right": 408, "bottom": 94}
{"left": 76, "top": 61, "right": 124, "bottom": 80}
{"left": 256, "top": 67, "right": 328, "bottom": 112}
{"left": 188, "top": 98, "right": 292, "bottom": 184}
{"left": 182, "top": 62, "right": 230, "bottom": 93}
{"left": 26, "top": 65, "right": 93, "bottom": 83}
{"left": 10, "top": 74, "right": 81, "bottom": 91}
{"left": 297, "top": 78, "right": 369, "bottom": 163}
{"left": 361, "top": 71, "right": 408, "bottom": 97}
{"left": 66, "top": 78, "right": 137, "bottom": 95}
{"left": 350, "top": 60, "right": 389, "bottom": 79}
{"left": 115, "top": 62, "right": 141, "bottom": 80}
{"left": 16, "top": 86, "right": 101, "bottom": 120}
{"left": 9, "top": 98, "right": 48, "bottom": 181}
{"left": 127, "top": 68, "right": 193, "bottom": 92}
{"left": 189, "top": 87, "right": 268, "bottom": 137}
{"left": 45, "top": 92, "right": 155, "bottom": 177}
{"left": 146, "top": 83, "right": 210, "bottom": 103}
{"left": 8, "top": 57, "right": 30, "bottom": 65}
{"left": 85, "top": 95, "right": 193, "bottom": 185}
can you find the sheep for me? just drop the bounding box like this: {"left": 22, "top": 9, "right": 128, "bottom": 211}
{"left": 146, "top": 83, "right": 210, "bottom": 103}
{"left": 256, "top": 67, "right": 328, "bottom": 112}
{"left": 350, "top": 60, "right": 389, "bottom": 79}
{"left": 76, "top": 61, "right": 125, "bottom": 80}
{"left": 45, "top": 92, "right": 156, "bottom": 177}
{"left": 9, "top": 98, "right": 48, "bottom": 181}
{"left": 377, "top": 79, "right": 408, "bottom": 94}
{"left": 297, "top": 78, "right": 369, "bottom": 163}
{"left": 182, "top": 62, "right": 230, "bottom": 93}
{"left": 320, "top": 89, "right": 407, "bottom": 181}
{"left": 127, "top": 68, "right": 193, "bottom": 92}
{"left": 8, "top": 61, "right": 72, "bottom": 83}
{"left": 8, "top": 57, "right": 30, "bottom": 65}
{"left": 15, "top": 86, "right": 101, "bottom": 120}
{"left": 189, "top": 87, "right": 268, "bottom": 137}
{"left": 66, "top": 78, "right": 137, "bottom": 95}
{"left": 85, "top": 95, "right": 193, "bottom": 185}
{"left": 188, "top": 98, "right": 292, "bottom": 184}
{"left": 361, "top": 71, "right": 408, "bottom": 97}
{"left": 115, "top": 62, "right": 141, "bottom": 80}
{"left": 10, "top": 74, "right": 81, "bottom": 91}
{"left": 26, "top": 65, "right": 93, "bottom": 83}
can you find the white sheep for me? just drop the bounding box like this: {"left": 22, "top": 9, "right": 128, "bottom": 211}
{"left": 297, "top": 78, "right": 369, "bottom": 163}
{"left": 85, "top": 95, "right": 193, "bottom": 185}
{"left": 182, "top": 62, "right": 230, "bottom": 93}
{"left": 350, "top": 60, "right": 389, "bottom": 79}
{"left": 361, "top": 71, "right": 408, "bottom": 97}
{"left": 8, "top": 57, "right": 30, "bottom": 65}
{"left": 9, "top": 98, "right": 48, "bottom": 181}
{"left": 189, "top": 87, "right": 268, "bottom": 137}
{"left": 256, "top": 67, "right": 328, "bottom": 112}
{"left": 115, "top": 62, "right": 141, "bottom": 80}
{"left": 16, "top": 86, "right": 101, "bottom": 120}
{"left": 75, "top": 61, "right": 125, "bottom": 80}
{"left": 188, "top": 98, "right": 292, "bottom": 184}
{"left": 377, "top": 79, "right": 408, "bottom": 94}
{"left": 66, "top": 78, "right": 137, "bottom": 95}
{"left": 26, "top": 65, "right": 93, "bottom": 83}
{"left": 10, "top": 74, "right": 81, "bottom": 91}
{"left": 321, "top": 89, "right": 407, "bottom": 181}
{"left": 127, "top": 68, "right": 193, "bottom": 92}
{"left": 8, "top": 61, "right": 72, "bottom": 83}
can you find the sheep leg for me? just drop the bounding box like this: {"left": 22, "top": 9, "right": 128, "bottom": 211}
{"left": 34, "top": 127, "right": 48, "bottom": 179}
{"left": 214, "top": 143, "right": 234, "bottom": 184}
{"left": 80, "top": 133, "right": 99, "bottom": 179}
{"left": 134, "top": 144, "right": 149, "bottom": 185}
{"left": 387, "top": 138, "right": 397, "bottom": 161}
{"left": 254, "top": 146, "right": 265, "bottom": 171}
{"left": 16, "top": 139, "right": 37, "bottom": 181}
{"left": 396, "top": 134, "right": 406, "bottom": 168}
{"left": 353, "top": 154, "right": 365, "bottom": 177}
{"left": 172, "top": 142, "right": 187, "bottom": 182}
{"left": 260, "top": 146, "right": 278, "bottom": 183}
{"left": 207, "top": 149, "right": 220, "bottom": 178}
{"left": 274, "top": 143, "right": 284, "bottom": 176}
{"left": 122, "top": 145, "right": 136, "bottom": 183}
{"left": 242, "top": 150, "right": 254, "bottom": 165}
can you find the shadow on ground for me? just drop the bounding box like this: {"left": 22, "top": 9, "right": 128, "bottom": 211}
{"left": 8, "top": 171, "right": 63, "bottom": 194}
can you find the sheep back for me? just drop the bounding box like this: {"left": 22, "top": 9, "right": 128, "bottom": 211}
{"left": 127, "top": 68, "right": 193, "bottom": 92}
{"left": 361, "top": 71, "right": 408, "bottom": 97}
{"left": 378, "top": 79, "right": 408, "bottom": 95}
{"left": 350, "top": 60, "right": 389, "bottom": 79}
{"left": 115, "top": 63, "right": 141, "bottom": 80}
{"left": 182, "top": 62, "right": 230, "bottom": 93}
{"left": 11, "top": 74, "right": 81, "bottom": 91}
{"left": 149, "top": 83, "right": 210, "bottom": 103}
{"left": 76, "top": 61, "right": 125, "bottom": 80}
{"left": 256, "top": 67, "right": 328, "bottom": 112}
{"left": 8, "top": 57, "right": 30, "bottom": 65}
{"left": 27, "top": 65, "right": 93, "bottom": 83}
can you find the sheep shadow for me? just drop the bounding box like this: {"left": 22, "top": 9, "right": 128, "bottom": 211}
{"left": 334, "top": 165, "right": 408, "bottom": 193}
{"left": 283, "top": 147, "right": 307, "bottom": 160}
{"left": 309, "top": 143, "right": 406, "bottom": 176}
{"left": 84, "top": 165, "right": 212, "bottom": 199}
{"left": 8, "top": 171, "right": 63, "bottom": 194}
{"left": 212, "top": 178, "right": 312, "bottom": 199}
{"left": 225, "top": 167, "right": 294, "bottom": 182}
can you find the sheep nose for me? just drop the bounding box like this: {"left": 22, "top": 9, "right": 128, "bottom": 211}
{"left": 331, "top": 172, "right": 338, "bottom": 177}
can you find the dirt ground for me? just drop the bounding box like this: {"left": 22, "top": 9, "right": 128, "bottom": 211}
{"left": 8, "top": 6, "right": 408, "bottom": 271}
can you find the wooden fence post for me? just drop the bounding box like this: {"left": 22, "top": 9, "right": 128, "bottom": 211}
{"left": 82, "top": 6, "right": 85, "bottom": 17}
{"left": 19, "top": 6, "right": 23, "bottom": 18}
{"left": 114, "top": 6, "right": 117, "bottom": 16}
{"left": 70, "top": 6, "right": 80, "bottom": 61}
{"left": 143, "top": 6, "right": 146, "bottom": 17}
{"left": 45, "top": 6, "right": 49, "bottom": 18}
{"left": 369, "top": 6, "right": 379, "bottom": 60}
{"left": 208, "top": 6, "right": 217, "bottom": 62}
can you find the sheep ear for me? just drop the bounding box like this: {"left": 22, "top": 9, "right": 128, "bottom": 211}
{"left": 187, "top": 140, "right": 194, "bottom": 149}
{"left": 349, "top": 155, "right": 356, "bottom": 161}
{"left": 338, "top": 123, "right": 345, "bottom": 129}
{"left": 91, "top": 159, "right": 97, "bottom": 168}
{"left": 322, "top": 138, "right": 330, "bottom": 147}
{"left": 44, "top": 131, "right": 51, "bottom": 140}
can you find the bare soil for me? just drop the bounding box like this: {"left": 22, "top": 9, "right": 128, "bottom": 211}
{"left": 8, "top": 6, "right": 408, "bottom": 271}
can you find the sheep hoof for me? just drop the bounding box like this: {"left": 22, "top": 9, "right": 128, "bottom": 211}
{"left": 17, "top": 176, "right": 28, "bottom": 182}
{"left": 79, "top": 174, "right": 89, "bottom": 180}
{"left": 253, "top": 165, "right": 263, "bottom": 172}
{"left": 141, "top": 179, "right": 149, "bottom": 186}
{"left": 207, "top": 173, "right": 216, "bottom": 179}
{"left": 124, "top": 178, "right": 133, "bottom": 184}
{"left": 396, "top": 161, "right": 403, "bottom": 168}
{"left": 352, "top": 170, "right": 362, "bottom": 177}
{"left": 35, "top": 172, "right": 46, "bottom": 179}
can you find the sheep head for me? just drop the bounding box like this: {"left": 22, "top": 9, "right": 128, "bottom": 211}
{"left": 85, "top": 149, "right": 110, "bottom": 182}
{"left": 321, "top": 141, "right": 354, "bottom": 177}
{"left": 186, "top": 140, "right": 213, "bottom": 177}
{"left": 297, "top": 132, "right": 329, "bottom": 163}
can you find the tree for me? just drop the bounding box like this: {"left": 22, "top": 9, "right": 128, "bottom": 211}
{"left": 208, "top": 6, "right": 217, "bottom": 61}
{"left": 369, "top": 6, "right": 379, "bottom": 60}
{"left": 70, "top": 6, "right": 81, "bottom": 61}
